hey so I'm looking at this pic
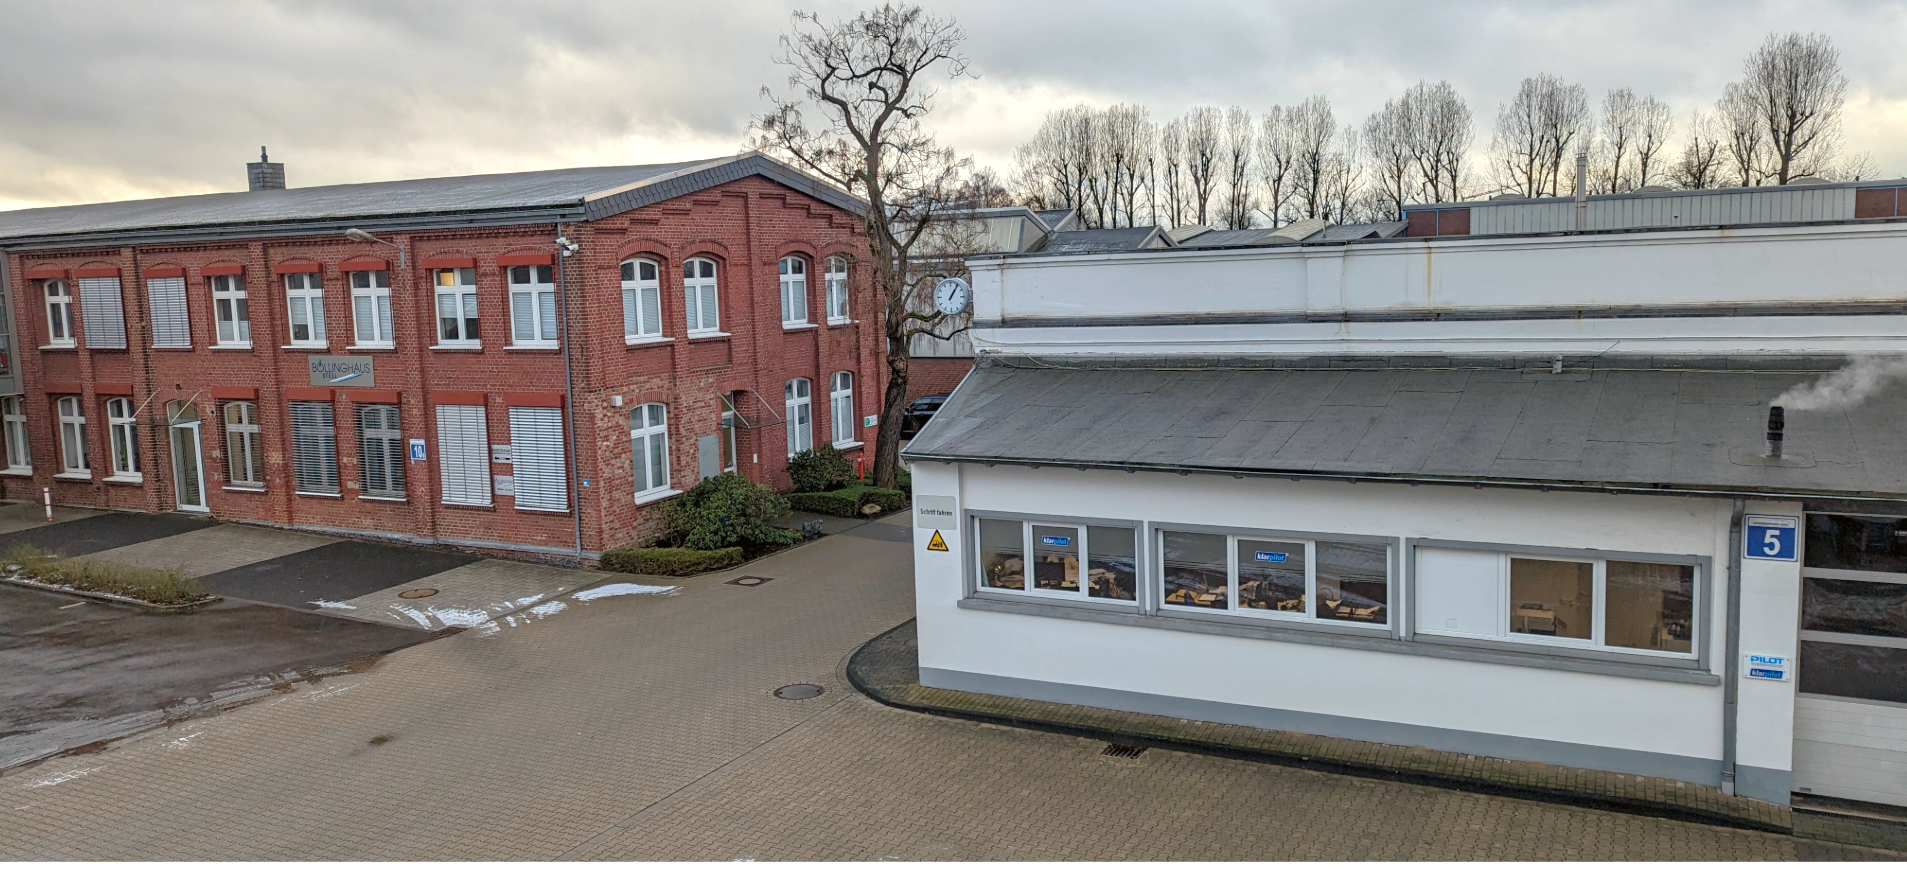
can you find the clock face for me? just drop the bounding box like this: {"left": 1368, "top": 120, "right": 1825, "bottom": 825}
{"left": 933, "top": 277, "right": 971, "bottom": 315}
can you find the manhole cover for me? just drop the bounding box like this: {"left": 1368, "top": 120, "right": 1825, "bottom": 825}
{"left": 727, "top": 575, "right": 775, "bottom": 587}
{"left": 774, "top": 683, "right": 824, "bottom": 700}
{"left": 397, "top": 588, "right": 439, "bottom": 599}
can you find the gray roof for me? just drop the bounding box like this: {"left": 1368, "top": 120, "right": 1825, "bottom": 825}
{"left": 1177, "top": 228, "right": 1279, "bottom": 247}
{"left": 1313, "top": 220, "right": 1408, "bottom": 241}
{"left": 0, "top": 152, "right": 864, "bottom": 247}
{"left": 1033, "top": 208, "right": 1080, "bottom": 231}
{"left": 903, "top": 357, "right": 1907, "bottom": 500}
{"left": 1034, "top": 226, "right": 1168, "bottom": 254}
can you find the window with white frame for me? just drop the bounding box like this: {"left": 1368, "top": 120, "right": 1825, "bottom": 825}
{"left": 829, "top": 371, "right": 856, "bottom": 446}
{"left": 779, "top": 256, "right": 808, "bottom": 325}
{"left": 683, "top": 258, "right": 719, "bottom": 333}
{"left": 148, "top": 276, "right": 190, "bottom": 348}
{"left": 2, "top": 396, "right": 29, "bottom": 472}
{"left": 435, "top": 403, "right": 491, "bottom": 506}
{"left": 1414, "top": 546, "right": 1696, "bottom": 657}
{"left": 784, "top": 378, "right": 812, "bottom": 455}
{"left": 223, "top": 401, "right": 262, "bottom": 489}
{"left": 56, "top": 396, "right": 87, "bottom": 475}
{"left": 288, "top": 400, "right": 339, "bottom": 494}
{"left": 509, "top": 406, "right": 568, "bottom": 511}
{"left": 43, "top": 280, "right": 74, "bottom": 347}
{"left": 357, "top": 404, "right": 405, "bottom": 499}
{"left": 350, "top": 270, "right": 394, "bottom": 347}
{"left": 211, "top": 275, "right": 250, "bottom": 346}
{"left": 77, "top": 276, "right": 127, "bottom": 349}
{"left": 720, "top": 392, "right": 740, "bottom": 474}
{"left": 1158, "top": 529, "right": 1391, "bottom": 625}
{"left": 1799, "top": 513, "right": 1907, "bottom": 705}
{"left": 975, "top": 518, "right": 1139, "bottom": 601}
{"left": 105, "top": 397, "right": 140, "bottom": 480}
{"left": 508, "top": 265, "right": 558, "bottom": 346}
{"left": 631, "top": 403, "right": 669, "bottom": 498}
{"left": 824, "top": 257, "right": 849, "bottom": 323}
{"left": 621, "top": 259, "right": 662, "bottom": 340}
{"left": 283, "top": 272, "right": 326, "bottom": 346}
{"left": 434, "top": 268, "right": 480, "bottom": 345}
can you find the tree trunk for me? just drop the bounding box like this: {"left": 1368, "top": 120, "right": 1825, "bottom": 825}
{"left": 871, "top": 336, "right": 910, "bottom": 489}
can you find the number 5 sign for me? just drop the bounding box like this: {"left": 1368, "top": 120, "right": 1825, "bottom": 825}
{"left": 1744, "top": 515, "right": 1798, "bottom": 562}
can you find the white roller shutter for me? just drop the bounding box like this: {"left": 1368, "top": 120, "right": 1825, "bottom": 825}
{"left": 508, "top": 406, "right": 567, "bottom": 512}
{"left": 78, "top": 276, "right": 127, "bottom": 349}
{"left": 147, "top": 276, "right": 190, "bottom": 348}
{"left": 288, "top": 400, "right": 339, "bottom": 494}
{"left": 435, "top": 404, "right": 492, "bottom": 506}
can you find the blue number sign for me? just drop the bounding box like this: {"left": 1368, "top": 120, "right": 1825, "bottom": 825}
{"left": 1744, "top": 515, "right": 1798, "bottom": 562}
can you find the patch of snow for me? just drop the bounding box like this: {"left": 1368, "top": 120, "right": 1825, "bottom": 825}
{"left": 309, "top": 600, "right": 356, "bottom": 610}
{"left": 529, "top": 600, "right": 567, "bottom": 617}
{"left": 28, "top": 767, "right": 99, "bottom": 788}
{"left": 574, "top": 582, "right": 679, "bottom": 601}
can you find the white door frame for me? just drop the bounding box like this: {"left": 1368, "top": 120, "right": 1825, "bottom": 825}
{"left": 172, "top": 420, "right": 208, "bottom": 512}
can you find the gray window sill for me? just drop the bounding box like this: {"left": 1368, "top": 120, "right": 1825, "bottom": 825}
{"left": 359, "top": 494, "right": 408, "bottom": 503}
{"left": 53, "top": 471, "right": 92, "bottom": 481}
{"left": 634, "top": 488, "right": 682, "bottom": 506}
{"left": 428, "top": 344, "right": 483, "bottom": 352}
{"left": 295, "top": 491, "right": 342, "bottom": 499}
{"left": 222, "top": 485, "right": 266, "bottom": 493}
{"left": 957, "top": 597, "right": 1721, "bottom": 686}
{"left": 102, "top": 474, "right": 144, "bottom": 485}
{"left": 0, "top": 467, "right": 32, "bottom": 477}
{"left": 624, "top": 335, "right": 672, "bottom": 347}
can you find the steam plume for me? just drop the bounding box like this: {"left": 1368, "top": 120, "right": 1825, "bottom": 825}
{"left": 1770, "top": 355, "right": 1907, "bottom": 412}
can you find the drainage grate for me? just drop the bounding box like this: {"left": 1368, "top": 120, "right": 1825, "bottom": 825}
{"left": 397, "top": 588, "right": 439, "bottom": 599}
{"left": 774, "top": 683, "right": 824, "bottom": 700}
{"left": 1100, "top": 743, "right": 1147, "bottom": 759}
{"left": 727, "top": 576, "right": 775, "bottom": 587}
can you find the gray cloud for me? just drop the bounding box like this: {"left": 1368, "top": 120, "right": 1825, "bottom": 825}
{"left": 3, "top": 0, "right": 1906, "bottom": 209}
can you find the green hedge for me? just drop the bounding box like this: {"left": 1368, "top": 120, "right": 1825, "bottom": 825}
{"left": 787, "top": 485, "right": 908, "bottom": 518}
{"left": 663, "top": 474, "right": 800, "bottom": 550}
{"left": 598, "top": 546, "right": 743, "bottom": 576}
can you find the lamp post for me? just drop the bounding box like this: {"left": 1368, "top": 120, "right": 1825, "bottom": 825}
{"left": 342, "top": 228, "right": 408, "bottom": 271}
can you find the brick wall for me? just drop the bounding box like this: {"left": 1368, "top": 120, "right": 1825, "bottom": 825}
{"left": 905, "top": 356, "right": 973, "bottom": 403}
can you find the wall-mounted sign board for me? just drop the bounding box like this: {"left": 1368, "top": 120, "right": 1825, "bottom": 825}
{"left": 1744, "top": 515, "right": 1798, "bottom": 562}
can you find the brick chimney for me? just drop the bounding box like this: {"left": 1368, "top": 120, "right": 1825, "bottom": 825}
{"left": 247, "top": 146, "right": 285, "bottom": 191}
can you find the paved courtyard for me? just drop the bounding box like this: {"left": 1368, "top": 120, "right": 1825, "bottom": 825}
{"left": 0, "top": 512, "right": 1894, "bottom": 860}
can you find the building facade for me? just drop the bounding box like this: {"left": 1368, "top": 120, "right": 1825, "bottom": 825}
{"left": 906, "top": 188, "right": 1907, "bottom": 809}
{"left": 0, "top": 153, "right": 884, "bottom": 558}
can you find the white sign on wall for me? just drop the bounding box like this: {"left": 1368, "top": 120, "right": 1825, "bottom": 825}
{"left": 1745, "top": 654, "right": 1792, "bottom": 681}
{"left": 915, "top": 495, "right": 956, "bottom": 530}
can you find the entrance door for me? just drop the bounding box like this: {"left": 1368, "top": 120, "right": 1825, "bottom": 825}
{"left": 168, "top": 401, "right": 208, "bottom": 512}
{"left": 1793, "top": 512, "right": 1907, "bottom": 806}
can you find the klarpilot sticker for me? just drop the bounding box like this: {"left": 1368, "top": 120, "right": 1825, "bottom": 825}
{"left": 926, "top": 530, "right": 949, "bottom": 552}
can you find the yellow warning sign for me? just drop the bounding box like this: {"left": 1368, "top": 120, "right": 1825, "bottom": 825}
{"left": 926, "top": 530, "right": 949, "bottom": 552}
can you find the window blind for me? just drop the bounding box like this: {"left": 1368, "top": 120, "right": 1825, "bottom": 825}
{"left": 78, "top": 277, "right": 127, "bottom": 349}
{"left": 289, "top": 400, "right": 339, "bottom": 494}
{"left": 147, "top": 276, "right": 190, "bottom": 348}
{"left": 358, "top": 404, "right": 405, "bottom": 498}
{"left": 508, "top": 406, "right": 567, "bottom": 512}
{"left": 435, "top": 404, "right": 491, "bottom": 506}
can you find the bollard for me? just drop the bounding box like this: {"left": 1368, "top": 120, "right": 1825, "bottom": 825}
{"left": 42, "top": 486, "right": 52, "bottom": 522}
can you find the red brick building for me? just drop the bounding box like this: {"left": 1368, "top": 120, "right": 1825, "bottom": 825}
{"left": 0, "top": 153, "right": 883, "bottom": 558}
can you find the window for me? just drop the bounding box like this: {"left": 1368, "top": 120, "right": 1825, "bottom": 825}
{"left": 1414, "top": 546, "right": 1695, "bottom": 656}
{"left": 829, "top": 371, "right": 857, "bottom": 446}
{"left": 44, "top": 280, "right": 74, "bottom": 347}
{"left": 683, "top": 258, "right": 719, "bottom": 333}
{"left": 434, "top": 268, "right": 480, "bottom": 345}
{"left": 223, "top": 401, "right": 262, "bottom": 489}
{"left": 357, "top": 404, "right": 405, "bottom": 499}
{"left": 148, "top": 276, "right": 190, "bottom": 348}
{"left": 1799, "top": 513, "right": 1907, "bottom": 703}
{"left": 719, "top": 392, "right": 740, "bottom": 474}
{"left": 435, "top": 403, "right": 491, "bottom": 506}
{"left": 2, "top": 396, "right": 29, "bottom": 472}
{"left": 824, "top": 257, "right": 849, "bottom": 323}
{"left": 509, "top": 406, "right": 567, "bottom": 511}
{"left": 779, "top": 256, "right": 808, "bottom": 325}
{"left": 56, "top": 396, "right": 88, "bottom": 476}
{"left": 211, "top": 275, "right": 250, "bottom": 346}
{"left": 508, "top": 265, "right": 558, "bottom": 346}
{"left": 631, "top": 403, "right": 669, "bottom": 497}
{"left": 105, "top": 397, "right": 140, "bottom": 481}
{"left": 784, "top": 378, "right": 812, "bottom": 455}
{"left": 621, "top": 259, "right": 662, "bottom": 340}
{"left": 288, "top": 400, "right": 339, "bottom": 494}
{"left": 976, "top": 518, "right": 1138, "bottom": 601}
{"left": 350, "top": 270, "right": 394, "bottom": 347}
{"left": 77, "top": 276, "right": 127, "bottom": 349}
{"left": 284, "top": 272, "right": 326, "bottom": 347}
{"left": 1159, "top": 529, "right": 1391, "bottom": 625}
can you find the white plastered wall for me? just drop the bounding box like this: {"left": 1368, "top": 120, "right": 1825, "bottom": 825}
{"left": 912, "top": 462, "right": 1799, "bottom": 776}
{"left": 1737, "top": 499, "right": 1804, "bottom": 781}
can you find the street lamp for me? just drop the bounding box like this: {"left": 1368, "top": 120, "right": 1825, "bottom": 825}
{"left": 343, "top": 228, "right": 409, "bottom": 271}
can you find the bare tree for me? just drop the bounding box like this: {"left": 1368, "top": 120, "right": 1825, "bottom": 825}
{"left": 1716, "top": 81, "right": 1765, "bottom": 186}
{"left": 1630, "top": 94, "right": 1674, "bottom": 189}
{"left": 1219, "top": 106, "right": 1256, "bottom": 229}
{"left": 1159, "top": 119, "right": 1191, "bottom": 227}
{"left": 1594, "top": 88, "right": 1639, "bottom": 194}
{"left": 1320, "top": 124, "right": 1366, "bottom": 223}
{"left": 1101, "top": 104, "right": 1155, "bottom": 228}
{"left": 752, "top": 4, "right": 973, "bottom": 489}
{"left": 1180, "top": 106, "right": 1223, "bottom": 226}
{"left": 1287, "top": 95, "right": 1338, "bottom": 220}
{"left": 1670, "top": 109, "right": 1726, "bottom": 190}
{"left": 1742, "top": 31, "right": 1848, "bottom": 184}
{"left": 1362, "top": 98, "right": 1415, "bottom": 220}
{"left": 1401, "top": 80, "right": 1472, "bottom": 203}
{"left": 951, "top": 166, "right": 1013, "bottom": 207}
{"left": 1489, "top": 73, "right": 1592, "bottom": 197}
{"left": 1257, "top": 105, "right": 1299, "bottom": 227}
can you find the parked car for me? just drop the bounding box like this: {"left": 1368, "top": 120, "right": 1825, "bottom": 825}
{"left": 902, "top": 394, "right": 949, "bottom": 436}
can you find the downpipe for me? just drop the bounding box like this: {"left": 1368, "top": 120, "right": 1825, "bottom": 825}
{"left": 1722, "top": 499, "right": 1744, "bottom": 796}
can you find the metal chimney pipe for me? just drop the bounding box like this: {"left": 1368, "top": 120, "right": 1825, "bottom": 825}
{"left": 1574, "top": 151, "right": 1589, "bottom": 231}
{"left": 1766, "top": 405, "right": 1786, "bottom": 460}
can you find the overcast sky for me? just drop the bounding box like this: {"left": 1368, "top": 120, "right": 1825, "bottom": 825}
{"left": 3, "top": 0, "right": 1906, "bottom": 211}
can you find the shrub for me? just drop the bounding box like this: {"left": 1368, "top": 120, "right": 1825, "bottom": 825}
{"left": 787, "top": 445, "right": 855, "bottom": 493}
{"left": 787, "top": 489, "right": 861, "bottom": 517}
{"left": 857, "top": 486, "right": 908, "bottom": 513}
{"left": 662, "top": 473, "right": 800, "bottom": 550}
{"left": 598, "top": 546, "right": 743, "bottom": 577}
{"left": 858, "top": 466, "right": 912, "bottom": 494}
{"left": 4, "top": 542, "right": 211, "bottom": 607}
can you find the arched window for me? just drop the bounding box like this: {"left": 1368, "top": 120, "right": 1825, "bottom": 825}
{"left": 829, "top": 372, "right": 856, "bottom": 446}
{"left": 631, "top": 403, "right": 670, "bottom": 497}
{"left": 223, "top": 401, "right": 262, "bottom": 488}
{"left": 44, "top": 280, "right": 74, "bottom": 347}
{"left": 785, "top": 378, "right": 812, "bottom": 456}
{"left": 779, "top": 256, "right": 808, "bottom": 326}
{"left": 56, "top": 396, "right": 88, "bottom": 475}
{"left": 683, "top": 258, "right": 719, "bottom": 333}
{"left": 824, "top": 257, "right": 850, "bottom": 323}
{"left": 620, "top": 258, "right": 662, "bottom": 339}
{"left": 106, "top": 397, "right": 140, "bottom": 480}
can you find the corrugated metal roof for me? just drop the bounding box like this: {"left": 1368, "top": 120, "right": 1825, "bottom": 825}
{"left": 1035, "top": 226, "right": 1168, "bottom": 254}
{"left": 0, "top": 152, "right": 865, "bottom": 246}
{"left": 1034, "top": 208, "right": 1080, "bottom": 231}
{"left": 1176, "top": 228, "right": 1274, "bottom": 247}
{"left": 1166, "top": 225, "right": 1214, "bottom": 243}
{"left": 1313, "top": 221, "right": 1408, "bottom": 241}
{"left": 904, "top": 357, "right": 1907, "bottom": 499}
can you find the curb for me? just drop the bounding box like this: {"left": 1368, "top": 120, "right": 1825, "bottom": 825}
{"left": 1, "top": 575, "right": 220, "bottom": 613}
